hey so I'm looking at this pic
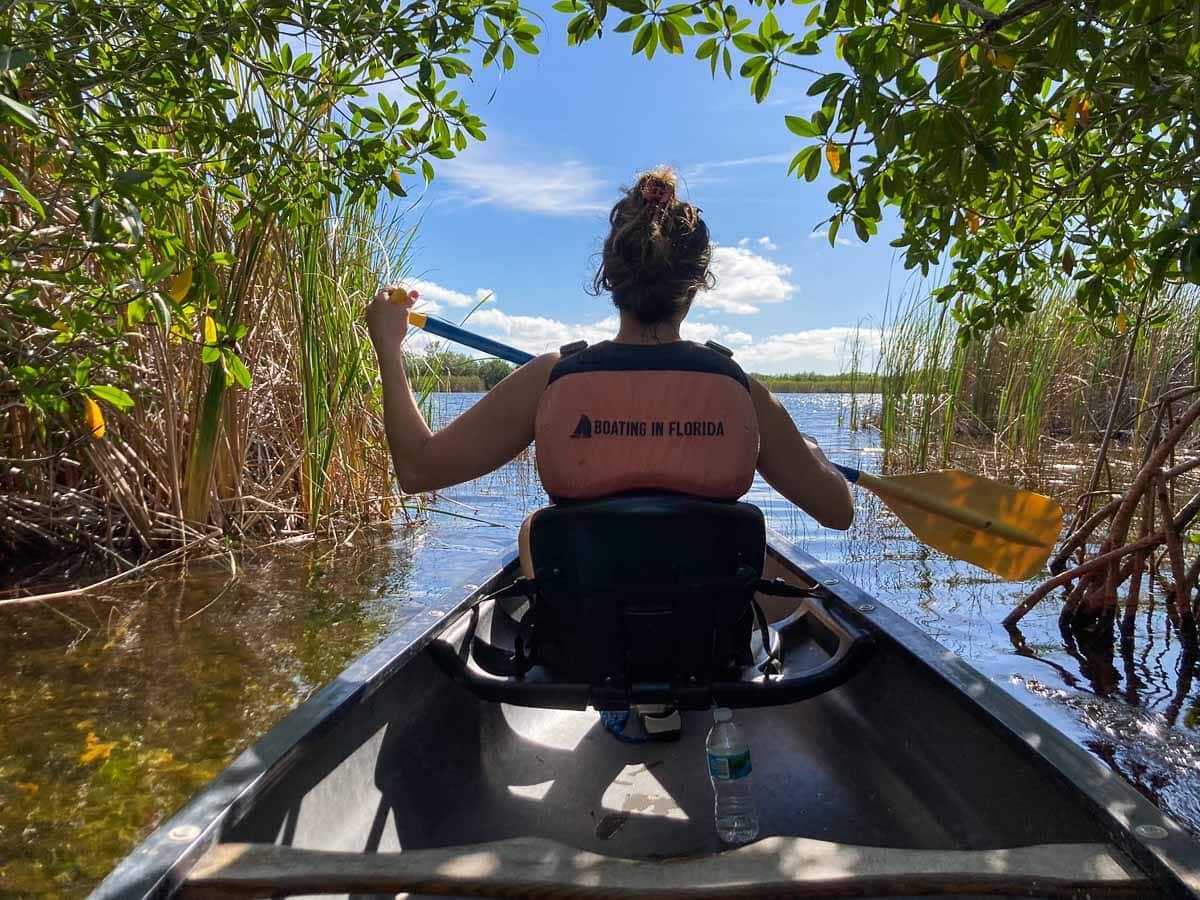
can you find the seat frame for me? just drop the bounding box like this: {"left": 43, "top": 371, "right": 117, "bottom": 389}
{"left": 433, "top": 495, "right": 873, "bottom": 710}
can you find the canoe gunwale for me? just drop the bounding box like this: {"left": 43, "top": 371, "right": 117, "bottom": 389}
{"left": 92, "top": 531, "right": 1200, "bottom": 899}
{"left": 764, "top": 532, "right": 1200, "bottom": 899}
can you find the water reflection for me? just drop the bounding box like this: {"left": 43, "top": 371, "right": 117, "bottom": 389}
{"left": 1, "top": 392, "right": 1198, "bottom": 896}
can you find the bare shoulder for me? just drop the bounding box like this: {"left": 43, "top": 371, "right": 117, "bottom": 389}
{"left": 491, "top": 352, "right": 560, "bottom": 398}
{"left": 747, "top": 375, "right": 783, "bottom": 414}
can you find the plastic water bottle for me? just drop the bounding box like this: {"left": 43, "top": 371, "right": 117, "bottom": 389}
{"left": 706, "top": 707, "right": 759, "bottom": 843}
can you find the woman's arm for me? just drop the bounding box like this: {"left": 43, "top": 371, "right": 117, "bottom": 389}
{"left": 749, "top": 378, "right": 854, "bottom": 529}
{"left": 367, "top": 286, "right": 558, "bottom": 494}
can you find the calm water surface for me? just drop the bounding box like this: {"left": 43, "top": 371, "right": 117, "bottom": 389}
{"left": 2, "top": 392, "right": 1199, "bottom": 896}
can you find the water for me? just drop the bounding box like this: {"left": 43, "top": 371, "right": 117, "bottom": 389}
{"left": 2, "top": 391, "right": 1199, "bottom": 896}
{"left": 706, "top": 707, "right": 759, "bottom": 844}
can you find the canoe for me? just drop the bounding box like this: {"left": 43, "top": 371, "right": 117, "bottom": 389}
{"left": 94, "top": 508, "right": 1200, "bottom": 899}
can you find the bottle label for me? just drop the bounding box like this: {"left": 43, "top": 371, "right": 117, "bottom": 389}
{"left": 708, "top": 749, "right": 752, "bottom": 781}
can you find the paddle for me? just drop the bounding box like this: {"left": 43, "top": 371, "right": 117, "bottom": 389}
{"left": 403, "top": 310, "right": 1064, "bottom": 581}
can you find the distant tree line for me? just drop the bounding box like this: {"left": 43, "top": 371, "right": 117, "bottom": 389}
{"left": 406, "top": 352, "right": 878, "bottom": 394}
{"left": 750, "top": 372, "right": 878, "bottom": 394}
{"left": 405, "top": 351, "right": 515, "bottom": 392}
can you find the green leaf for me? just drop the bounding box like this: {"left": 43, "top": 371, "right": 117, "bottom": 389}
{"left": 0, "top": 92, "right": 40, "bottom": 129}
{"left": 614, "top": 15, "right": 643, "bottom": 33}
{"left": 732, "top": 34, "right": 766, "bottom": 54}
{"left": 804, "top": 145, "right": 822, "bottom": 181}
{"left": 632, "top": 22, "right": 654, "bottom": 54}
{"left": 224, "top": 351, "right": 252, "bottom": 389}
{"left": 201, "top": 345, "right": 221, "bottom": 365}
{"left": 661, "top": 20, "right": 683, "bottom": 54}
{"left": 785, "top": 115, "right": 819, "bottom": 138}
{"left": 752, "top": 67, "right": 772, "bottom": 103}
{"left": 806, "top": 73, "right": 845, "bottom": 97}
{"left": 89, "top": 385, "right": 135, "bottom": 411}
{"left": 0, "top": 161, "right": 43, "bottom": 218}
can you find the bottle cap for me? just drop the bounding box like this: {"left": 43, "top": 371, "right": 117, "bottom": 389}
{"left": 713, "top": 707, "right": 732, "bottom": 723}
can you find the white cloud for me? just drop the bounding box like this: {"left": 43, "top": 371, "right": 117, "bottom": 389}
{"left": 439, "top": 150, "right": 609, "bottom": 217}
{"left": 408, "top": 279, "right": 493, "bottom": 309}
{"left": 737, "top": 237, "right": 750, "bottom": 247}
{"left": 463, "top": 308, "right": 619, "bottom": 356}
{"left": 756, "top": 236, "right": 778, "bottom": 251}
{"left": 403, "top": 279, "right": 876, "bottom": 374}
{"left": 730, "top": 327, "right": 879, "bottom": 374}
{"left": 681, "top": 153, "right": 793, "bottom": 186}
{"left": 808, "top": 228, "right": 854, "bottom": 247}
{"left": 698, "top": 244, "right": 796, "bottom": 315}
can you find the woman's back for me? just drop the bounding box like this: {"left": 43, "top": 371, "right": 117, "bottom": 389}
{"left": 535, "top": 339, "right": 758, "bottom": 502}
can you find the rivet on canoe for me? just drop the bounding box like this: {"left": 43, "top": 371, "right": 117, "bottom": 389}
{"left": 168, "top": 825, "right": 200, "bottom": 842}
{"left": 429, "top": 610, "right": 444, "bottom": 618}
{"left": 858, "top": 603, "right": 876, "bottom": 613}
{"left": 823, "top": 577, "right": 840, "bottom": 586}
{"left": 1135, "top": 824, "right": 1169, "bottom": 840}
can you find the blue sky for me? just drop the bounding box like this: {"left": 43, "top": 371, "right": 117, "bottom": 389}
{"left": 397, "top": 4, "right": 919, "bottom": 373}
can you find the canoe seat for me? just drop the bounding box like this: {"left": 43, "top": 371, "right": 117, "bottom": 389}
{"left": 432, "top": 494, "right": 873, "bottom": 710}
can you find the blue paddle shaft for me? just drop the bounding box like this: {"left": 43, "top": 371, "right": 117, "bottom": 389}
{"left": 834, "top": 463, "right": 860, "bottom": 483}
{"left": 415, "top": 315, "right": 535, "bottom": 366}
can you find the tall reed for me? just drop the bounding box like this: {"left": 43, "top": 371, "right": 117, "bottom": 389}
{"left": 865, "top": 287, "right": 1200, "bottom": 474}
{"left": 0, "top": 59, "right": 415, "bottom": 583}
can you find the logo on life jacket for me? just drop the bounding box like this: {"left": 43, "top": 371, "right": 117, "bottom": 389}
{"left": 570, "top": 415, "right": 592, "bottom": 439}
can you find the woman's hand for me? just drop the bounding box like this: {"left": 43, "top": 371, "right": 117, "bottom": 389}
{"left": 367, "top": 284, "right": 419, "bottom": 349}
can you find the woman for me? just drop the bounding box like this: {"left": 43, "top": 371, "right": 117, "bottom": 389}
{"left": 366, "top": 167, "right": 853, "bottom": 554}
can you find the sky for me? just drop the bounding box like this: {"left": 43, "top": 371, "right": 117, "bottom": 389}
{"left": 391, "top": 3, "right": 921, "bottom": 374}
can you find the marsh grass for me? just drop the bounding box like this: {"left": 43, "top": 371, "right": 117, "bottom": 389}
{"left": 863, "top": 287, "right": 1200, "bottom": 475}
{"left": 0, "top": 60, "right": 421, "bottom": 586}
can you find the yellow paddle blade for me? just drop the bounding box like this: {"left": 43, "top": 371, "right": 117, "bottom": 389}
{"left": 859, "top": 469, "right": 1064, "bottom": 581}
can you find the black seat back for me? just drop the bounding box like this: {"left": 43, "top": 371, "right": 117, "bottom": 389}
{"left": 528, "top": 494, "right": 765, "bottom": 704}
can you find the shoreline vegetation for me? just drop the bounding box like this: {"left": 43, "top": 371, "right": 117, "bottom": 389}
{"left": 852, "top": 286, "right": 1200, "bottom": 644}
{"left": 406, "top": 348, "right": 877, "bottom": 395}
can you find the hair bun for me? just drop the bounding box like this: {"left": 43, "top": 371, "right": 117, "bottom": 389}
{"left": 591, "top": 166, "right": 714, "bottom": 325}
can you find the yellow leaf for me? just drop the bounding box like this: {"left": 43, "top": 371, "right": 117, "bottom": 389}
{"left": 168, "top": 267, "right": 193, "bottom": 303}
{"left": 203, "top": 314, "right": 217, "bottom": 345}
{"left": 1115, "top": 311, "right": 1128, "bottom": 334}
{"left": 931, "top": 12, "right": 940, "bottom": 22}
{"left": 1078, "top": 97, "right": 1091, "bottom": 128}
{"left": 957, "top": 52, "right": 968, "bottom": 78}
{"left": 994, "top": 51, "right": 1015, "bottom": 71}
{"left": 15, "top": 781, "right": 39, "bottom": 797}
{"left": 389, "top": 169, "right": 402, "bottom": 186}
{"left": 83, "top": 397, "right": 106, "bottom": 440}
{"left": 825, "top": 143, "right": 842, "bottom": 174}
{"left": 1062, "top": 246, "right": 1074, "bottom": 275}
{"left": 168, "top": 323, "right": 183, "bottom": 344}
{"left": 966, "top": 210, "right": 980, "bottom": 234}
{"left": 1065, "top": 95, "right": 1081, "bottom": 132}
{"left": 51, "top": 320, "right": 69, "bottom": 332}
{"left": 836, "top": 34, "right": 846, "bottom": 59}
{"left": 1125, "top": 254, "right": 1138, "bottom": 282}
{"left": 1052, "top": 120, "right": 1065, "bottom": 138}
{"left": 80, "top": 731, "right": 117, "bottom": 765}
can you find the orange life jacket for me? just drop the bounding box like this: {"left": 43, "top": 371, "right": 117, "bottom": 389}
{"left": 534, "top": 340, "right": 760, "bottom": 502}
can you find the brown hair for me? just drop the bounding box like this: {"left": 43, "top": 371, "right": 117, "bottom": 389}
{"left": 591, "top": 166, "right": 714, "bottom": 325}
